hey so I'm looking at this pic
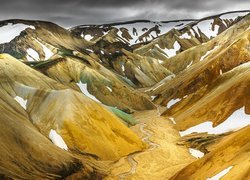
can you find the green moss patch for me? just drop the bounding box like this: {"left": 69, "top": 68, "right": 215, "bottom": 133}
{"left": 108, "top": 106, "right": 137, "bottom": 126}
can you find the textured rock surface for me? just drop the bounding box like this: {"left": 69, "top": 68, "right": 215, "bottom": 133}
{"left": 170, "top": 126, "right": 250, "bottom": 180}
{"left": 0, "top": 11, "right": 249, "bottom": 179}
{"left": 0, "top": 54, "right": 146, "bottom": 179}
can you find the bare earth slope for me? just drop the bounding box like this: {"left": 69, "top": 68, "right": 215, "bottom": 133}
{"left": 0, "top": 11, "right": 249, "bottom": 179}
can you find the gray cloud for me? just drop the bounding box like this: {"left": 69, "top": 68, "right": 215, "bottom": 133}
{"left": 0, "top": 0, "right": 249, "bottom": 27}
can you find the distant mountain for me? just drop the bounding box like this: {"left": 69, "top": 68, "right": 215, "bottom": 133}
{"left": 134, "top": 10, "right": 249, "bottom": 61}
{"left": 71, "top": 10, "right": 249, "bottom": 47}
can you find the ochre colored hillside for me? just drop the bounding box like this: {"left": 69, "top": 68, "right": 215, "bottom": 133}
{"left": 0, "top": 11, "right": 249, "bottom": 179}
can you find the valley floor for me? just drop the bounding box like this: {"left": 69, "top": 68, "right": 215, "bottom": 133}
{"left": 106, "top": 108, "right": 195, "bottom": 180}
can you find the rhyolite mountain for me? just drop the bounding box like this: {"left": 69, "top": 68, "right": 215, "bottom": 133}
{"left": 0, "top": 10, "right": 249, "bottom": 179}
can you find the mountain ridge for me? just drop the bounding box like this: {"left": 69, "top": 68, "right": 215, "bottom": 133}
{"left": 70, "top": 10, "right": 250, "bottom": 28}
{"left": 0, "top": 10, "right": 249, "bottom": 179}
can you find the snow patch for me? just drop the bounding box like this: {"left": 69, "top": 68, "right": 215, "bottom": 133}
{"left": 194, "top": 20, "right": 219, "bottom": 39}
{"left": 35, "top": 39, "right": 53, "bottom": 60}
{"left": 106, "top": 86, "right": 112, "bottom": 92}
{"left": 114, "top": 21, "right": 193, "bottom": 45}
{"left": 49, "top": 129, "right": 68, "bottom": 150}
{"left": 167, "top": 98, "right": 182, "bottom": 108}
{"left": 179, "top": 32, "right": 191, "bottom": 39}
{"left": 84, "top": 34, "right": 94, "bottom": 41}
{"left": 151, "top": 83, "right": 164, "bottom": 91}
{"left": 121, "top": 64, "right": 125, "bottom": 72}
{"left": 169, "top": 117, "right": 176, "bottom": 124}
{"left": 158, "top": 41, "right": 181, "bottom": 58}
{"left": 192, "top": 26, "right": 200, "bottom": 37}
{"left": 86, "top": 48, "right": 94, "bottom": 53}
{"left": 187, "top": 61, "right": 193, "bottom": 68}
{"left": 151, "top": 96, "right": 156, "bottom": 100}
{"left": 180, "top": 107, "right": 250, "bottom": 136}
{"left": 149, "top": 74, "right": 175, "bottom": 92}
{"left": 0, "top": 23, "right": 35, "bottom": 44}
{"left": 190, "top": 29, "right": 196, "bottom": 36}
{"left": 14, "top": 96, "right": 27, "bottom": 110}
{"left": 77, "top": 81, "right": 101, "bottom": 103}
{"left": 207, "top": 166, "right": 233, "bottom": 180}
{"left": 220, "top": 11, "right": 248, "bottom": 21}
{"left": 189, "top": 148, "right": 204, "bottom": 158}
{"left": 26, "top": 48, "right": 39, "bottom": 61}
{"left": 158, "top": 59, "right": 164, "bottom": 64}
{"left": 200, "top": 45, "right": 219, "bottom": 61}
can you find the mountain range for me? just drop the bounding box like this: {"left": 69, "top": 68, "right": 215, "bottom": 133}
{"left": 0, "top": 10, "right": 249, "bottom": 179}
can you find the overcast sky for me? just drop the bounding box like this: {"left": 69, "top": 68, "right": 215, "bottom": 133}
{"left": 1, "top": 0, "right": 249, "bottom": 27}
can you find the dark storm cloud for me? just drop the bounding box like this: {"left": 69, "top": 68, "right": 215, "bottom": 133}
{"left": 0, "top": 0, "right": 249, "bottom": 27}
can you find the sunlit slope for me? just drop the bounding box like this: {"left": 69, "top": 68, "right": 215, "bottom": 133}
{"left": 150, "top": 14, "right": 250, "bottom": 104}
{"left": 170, "top": 126, "right": 250, "bottom": 180}
{"left": 0, "top": 88, "right": 96, "bottom": 179}
{"left": 163, "top": 62, "right": 250, "bottom": 131}
{"left": 0, "top": 54, "right": 145, "bottom": 161}
{"left": 32, "top": 55, "right": 156, "bottom": 111}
